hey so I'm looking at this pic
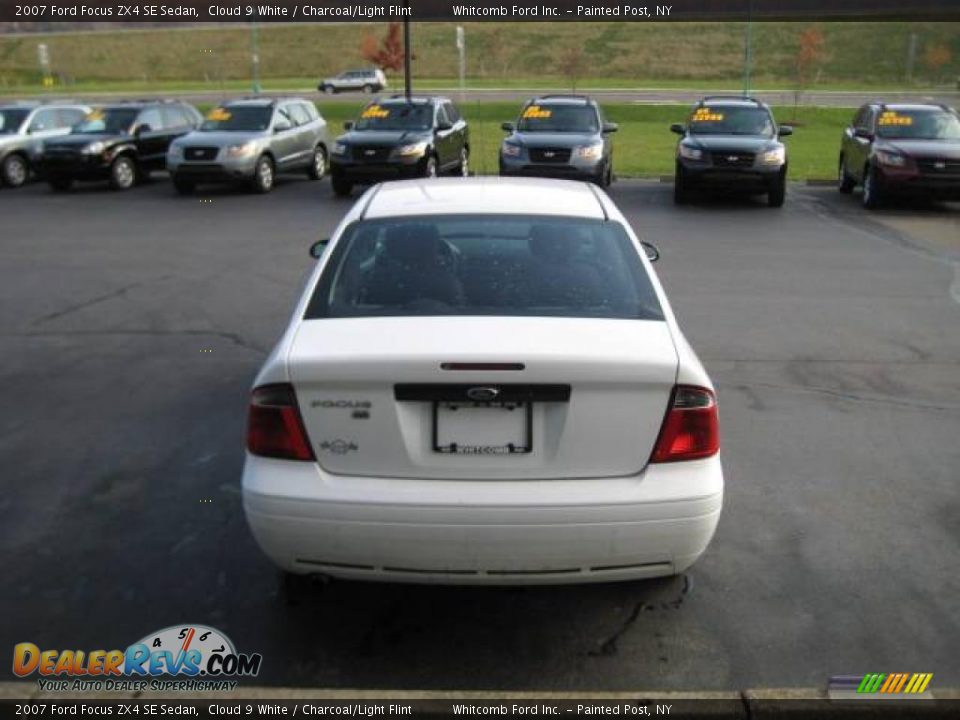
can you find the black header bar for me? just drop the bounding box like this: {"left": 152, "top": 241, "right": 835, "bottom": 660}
{"left": 1, "top": 0, "right": 959, "bottom": 23}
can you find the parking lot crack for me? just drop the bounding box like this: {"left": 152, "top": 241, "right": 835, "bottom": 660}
{"left": 11, "top": 329, "right": 266, "bottom": 354}
{"left": 32, "top": 276, "right": 172, "bottom": 326}
{"left": 734, "top": 381, "right": 960, "bottom": 412}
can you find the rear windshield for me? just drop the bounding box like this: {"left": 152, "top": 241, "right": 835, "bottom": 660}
{"left": 200, "top": 106, "right": 272, "bottom": 132}
{"left": 688, "top": 106, "right": 775, "bottom": 136}
{"left": 0, "top": 108, "right": 29, "bottom": 134}
{"left": 875, "top": 109, "right": 960, "bottom": 140}
{"left": 517, "top": 105, "right": 599, "bottom": 133}
{"left": 305, "top": 215, "right": 664, "bottom": 321}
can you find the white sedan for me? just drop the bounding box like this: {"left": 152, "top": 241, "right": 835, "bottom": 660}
{"left": 242, "top": 177, "right": 722, "bottom": 585}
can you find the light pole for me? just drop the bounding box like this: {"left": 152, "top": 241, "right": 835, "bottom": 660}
{"left": 403, "top": 3, "right": 412, "bottom": 100}
{"left": 742, "top": 0, "right": 753, "bottom": 96}
{"left": 251, "top": 23, "right": 261, "bottom": 95}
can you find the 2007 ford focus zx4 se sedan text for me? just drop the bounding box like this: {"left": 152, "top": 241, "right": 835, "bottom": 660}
{"left": 242, "top": 176, "right": 723, "bottom": 585}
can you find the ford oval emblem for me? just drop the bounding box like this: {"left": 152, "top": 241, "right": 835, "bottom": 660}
{"left": 467, "top": 387, "right": 500, "bottom": 402}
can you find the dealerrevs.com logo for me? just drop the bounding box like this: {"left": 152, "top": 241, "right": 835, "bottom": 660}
{"left": 12, "top": 624, "right": 262, "bottom": 692}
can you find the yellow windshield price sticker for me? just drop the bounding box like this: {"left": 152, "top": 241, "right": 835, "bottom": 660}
{"left": 207, "top": 108, "right": 232, "bottom": 121}
{"left": 85, "top": 109, "right": 105, "bottom": 121}
{"left": 693, "top": 108, "right": 724, "bottom": 122}
{"left": 878, "top": 111, "right": 912, "bottom": 126}
{"left": 361, "top": 105, "right": 390, "bottom": 119}
{"left": 522, "top": 105, "right": 552, "bottom": 119}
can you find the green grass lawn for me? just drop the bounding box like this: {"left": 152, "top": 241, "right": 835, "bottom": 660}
{"left": 302, "top": 101, "right": 849, "bottom": 180}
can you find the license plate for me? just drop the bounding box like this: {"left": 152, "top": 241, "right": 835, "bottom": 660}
{"left": 433, "top": 401, "right": 532, "bottom": 455}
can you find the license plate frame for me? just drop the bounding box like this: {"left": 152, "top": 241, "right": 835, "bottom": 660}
{"left": 432, "top": 401, "right": 533, "bottom": 455}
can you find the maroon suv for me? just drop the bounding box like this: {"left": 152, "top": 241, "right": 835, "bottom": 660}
{"left": 838, "top": 103, "right": 960, "bottom": 208}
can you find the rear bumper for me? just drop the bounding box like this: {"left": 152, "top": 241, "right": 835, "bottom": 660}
{"left": 242, "top": 454, "right": 723, "bottom": 585}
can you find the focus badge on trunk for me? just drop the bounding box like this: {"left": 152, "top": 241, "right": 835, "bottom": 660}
{"left": 466, "top": 387, "right": 500, "bottom": 402}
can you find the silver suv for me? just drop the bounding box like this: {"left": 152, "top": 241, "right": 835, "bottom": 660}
{"left": 167, "top": 97, "right": 329, "bottom": 194}
{"left": 318, "top": 68, "right": 387, "bottom": 95}
{"left": 0, "top": 102, "right": 90, "bottom": 188}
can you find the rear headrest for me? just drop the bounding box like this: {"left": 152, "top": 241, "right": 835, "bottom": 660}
{"left": 382, "top": 223, "right": 443, "bottom": 263}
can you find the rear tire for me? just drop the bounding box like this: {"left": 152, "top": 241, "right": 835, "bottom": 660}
{"left": 837, "top": 155, "right": 855, "bottom": 194}
{"left": 2, "top": 152, "right": 29, "bottom": 188}
{"left": 362, "top": 84, "right": 373, "bottom": 94}
{"left": 108, "top": 155, "right": 137, "bottom": 191}
{"left": 423, "top": 155, "right": 439, "bottom": 179}
{"left": 331, "top": 173, "right": 353, "bottom": 197}
{"left": 674, "top": 163, "right": 690, "bottom": 205}
{"left": 307, "top": 145, "right": 327, "bottom": 180}
{"left": 321, "top": 84, "right": 335, "bottom": 95}
{"left": 768, "top": 171, "right": 786, "bottom": 208}
{"left": 48, "top": 174, "right": 73, "bottom": 192}
{"left": 862, "top": 165, "right": 884, "bottom": 209}
{"left": 251, "top": 155, "right": 275, "bottom": 194}
{"left": 172, "top": 175, "right": 195, "bottom": 196}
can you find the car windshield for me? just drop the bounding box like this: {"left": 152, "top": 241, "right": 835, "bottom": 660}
{"left": 517, "top": 105, "right": 599, "bottom": 133}
{"left": 72, "top": 108, "right": 139, "bottom": 135}
{"left": 200, "top": 106, "right": 272, "bottom": 132}
{"left": 687, "top": 106, "right": 775, "bottom": 136}
{"left": 0, "top": 108, "right": 30, "bottom": 134}
{"left": 354, "top": 103, "right": 433, "bottom": 131}
{"left": 876, "top": 109, "right": 960, "bottom": 140}
{"left": 305, "top": 215, "right": 664, "bottom": 320}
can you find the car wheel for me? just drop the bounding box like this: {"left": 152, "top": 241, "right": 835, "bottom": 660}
{"left": 768, "top": 171, "right": 786, "bottom": 208}
{"left": 48, "top": 174, "right": 73, "bottom": 192}
{"left": 837, "top": 155, "right": 855, "bottom": 194}
{"left": 251, "top": 155, "right": 275, "bottom": 194}
{"left": 424, "top": 155, "right": 439, "bottom": 179}
{"left": 307, "top": 145, "right": 327, "bottom": 180}
{"left": 2, "top": 152, "right": 29, "bottom": 188}
{"left": 108, "top": 155, "right": 137, "bottom": 191}
{"left": 674, "top": 163, "right": 689, "bottom": 205}
{"left": 172, "top": 175, "right": 195, "bottom": 196}
{"left": 604, "top": 161, "right": 614, "bottom": 187}
{"left": 331, "top": 173, "right": 353, "bottom": 197}
{"left": 862, "top": 165, "right": 884, "bottom": 209}
{"left": 362, "top": 84, "right": 373, "bottom": 94}
{"left": 456, "top": 147, "right": 469, "bottom": 177}
{"left": 322, "top": 84, "right": 334, "bottom": 94}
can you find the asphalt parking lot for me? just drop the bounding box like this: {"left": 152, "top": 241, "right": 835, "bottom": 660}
{"left": 1, "top": 176, "right": 958, "bottom": 692}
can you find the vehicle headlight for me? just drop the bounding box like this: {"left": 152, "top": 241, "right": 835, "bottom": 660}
{"left": 82, "top": 141, "right": 106, "bottom": 155}
{"left": 678, "top": 144, "right": 703, "bottom": 161}
{"left": 574, "top": 143, "right": 604, "bottom": 161}
{"left": 875, "top": 150, "right": 906, "bottom": 167}
{"left": 168, "top": 144, "right": 183, "bottom": 159}
{"left": 225, "top": 141, "right": 257, "bottom": 159}
{"left": 396, "top": 141, "right": 428, "bottom": 158}
{"left": 762, "top": 146, "right": 786, "bottom": 165}
{"left": 501, "top": 142, "right": 522, "bottom": 158}
{"left": 332, "top": 142, "right": 348, "bottom": 156}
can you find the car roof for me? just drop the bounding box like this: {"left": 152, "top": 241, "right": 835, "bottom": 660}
{"left": 530, "top": 95, "right": 595, "bottom": 105}
{"left": 362, "top": 177, "right": 607, "bottom": 220}
{"left": 697, "top": 96, "right": 767, "bottom": 108}
{"left": 877, "top": 103, "right": 952, "bottom": 113}
{"left": 377, "top": 95, "right": 448, "bottom": 105}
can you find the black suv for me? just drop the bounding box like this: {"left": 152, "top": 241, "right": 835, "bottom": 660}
{"left": 41, "top": 101, "right": 202, "bottom": 191}
{"left": 838, "top": 103, "right": 960, "bottom": 208}
{"left": 499, "top": 95, "right": 617, "bottom": 186}
{"left": 671, "top": 96, "right": 792, "bottom": 207}
{"left": 328, "top": 95, "right": 469, "bottom": 197}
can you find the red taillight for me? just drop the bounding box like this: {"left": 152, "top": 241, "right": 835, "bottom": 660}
{"left": 650, "top": 385, "right": 719, "bottom": 463}
{"left": 246, "top": 384, "right": 315, "bottom": 461}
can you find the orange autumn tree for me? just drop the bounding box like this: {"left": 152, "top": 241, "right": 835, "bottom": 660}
{"left": 792, "top": 26, "right": 826, "bottom": 119}
{"left": 922, "top": 43, "right": 951, "bottom": 83}
{"left": 360, "top": 23, "right": 406, "bottom": 72}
